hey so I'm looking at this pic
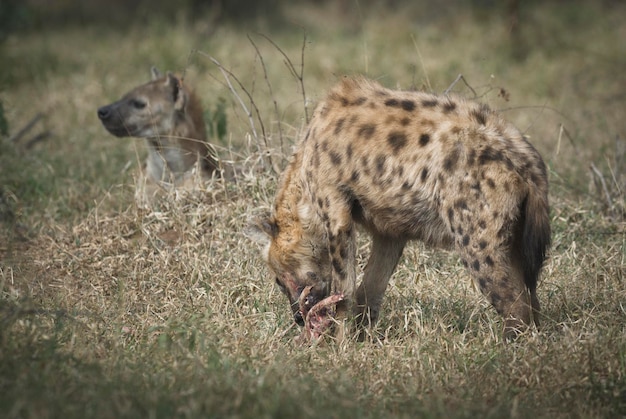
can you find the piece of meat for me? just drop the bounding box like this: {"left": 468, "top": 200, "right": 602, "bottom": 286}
{"left": 297, "top": 286, "right": 344, "bottom": 342}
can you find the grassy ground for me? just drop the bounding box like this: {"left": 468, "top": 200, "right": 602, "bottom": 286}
{"left": 1, "top": 1, "right": 625, "bottom": 418}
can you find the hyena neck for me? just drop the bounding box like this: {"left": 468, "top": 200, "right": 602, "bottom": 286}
{"left": 274, "top": 152, "right": 326, "bottom": 254}
{"left": 147, "top": 90, "right": 219, "bottom": 179}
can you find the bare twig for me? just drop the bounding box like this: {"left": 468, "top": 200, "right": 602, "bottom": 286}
{"left": 247, "top": 34, "right": 284, "bottom": 153}
{"left": 590, "top": 162, "right": 613, "bottom": 209}
{"left": 9, "top": 113, "right": 44, "bottom": 144}
{"left": 201, "top": 53, "right": 271, "bottom": 170}
{"left": 410, "top": 34, "right": 431, "bottom": 92}
{"left": 443, "top": 74, "right": 478, "bottom": 97}
{"left": 257, "top": 32, "right": 309, "bottom": 124}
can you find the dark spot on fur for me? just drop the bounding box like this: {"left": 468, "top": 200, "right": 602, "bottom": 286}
{"left": 471, "top": 104, "right": 490, "bottom": 125}
{"left": 400, "top": 117, "right": 411, "bottom": 126}
{"left": 351, "top": 170, "right": 360, "bottom": 182}
{"left": 339, "top": 97, "right": 349, "bottom": 106}
{"left": 479, "top": 240, "right": 487, "bottom": 249}
{"left": 462, "top": 260, "right": 469, "bottom": 268}
{"left": 317, "top": 198, "right": 324, "bottom": 208}
{"left": 334, "top": 117, "right": 346, "bottom": 134}
{"left": 485, "top": 256, "right": 494, "bottom": 267}
{"left": 384, "top": 98, "right": 399, "bottom": 107}
{"left": 443, "top": 147, "right": 460, "bottom": 172}
{"left": 329, "top": 151, "right": 342, "bottom": 166}
{"left": 401, "top": 181, "right": 411, "bottom": 190}
{"left": 346, "top": 144, "right": 353, "bottom": 159}
{"left": 462, "top": 235, "right": 470, "bottom": 246}
{"left": 358, "top": 124, "right": 376, "bottom": 140}
{"left": 419, "top": 134, "right": 430, "bottom": 146}
{"left": 478, "top": 147, "right": 504, "bottom": 165}
{"left": 332, "top": 259, "right": 345, "bottom": 278}
{"left": 422, "top": 98, "right": 438, "bottom": 107}
{"left": 376, "top": 155, "right": 386, "bottom": 174}
{"left": 353, "top": 97, "right": 367, "bottom": 106}
{"left": 443, "top": 100, "right": 457, "bottom": 113}
{"left": 388, "top": 131, "right": 408, "bottom": 153}
{"left": 401, "top": 100, "right": 416, "bottom": 111}
{"left": 491, "top": 292, "right": 502, "bottom": 307}
{"left": 467, "top": 149, "right": 476, "bottom": 166}
{"left": 473, "top": 260, "right": 480, "bottom": 271}
{"left": 454, "top": 199, "right": 468, "bottom": 211}
{"left": 447, "top": 207, "right": 454, "bottom": 222}
{"left": 420, "top": 168, "right": 428, "bottom": 182}
{"left": 486, "top": 178, "right": 496, "bottom": 189}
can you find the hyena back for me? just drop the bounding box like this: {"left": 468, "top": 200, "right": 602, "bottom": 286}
{"left": 98, "top": 68, "right": 219, "bottom": 203}
{"left": 248, "top": 76, "right": 550, "bottom": 339}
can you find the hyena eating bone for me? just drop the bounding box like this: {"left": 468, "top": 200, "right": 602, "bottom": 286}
{"left": 247, "top": 76, "right": 550, "bottom": 341}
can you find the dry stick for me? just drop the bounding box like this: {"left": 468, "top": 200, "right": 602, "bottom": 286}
{"left": 257, "top": 32, "right": 309, "bottom": 124}
{"left": 8, "top": 113, "right": 44, "bottom": 144}
{"left": 443, "top": 74, "right": 478, "bottom": 98}
{"left": 201, "top": 53, "right": 272, "bottom": 169}
{"left": 410, "top": 33, "right": 431, "bottom": 92}
{"left": 590, "top": 162, "right": 613, "bottom": 209}
{"left": 247, "top": 34, "right": 284, "bottom": 155}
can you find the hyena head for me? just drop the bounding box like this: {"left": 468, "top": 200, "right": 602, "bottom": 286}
{"left": 97, "top": 67, "right": 189, "bottom": 138}
{"left": 246, "top": 211, "right": 331, "bottom": 326}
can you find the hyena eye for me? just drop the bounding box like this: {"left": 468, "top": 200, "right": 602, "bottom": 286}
{"left": 130, "top": 99, "right": 146, "bottom": 110}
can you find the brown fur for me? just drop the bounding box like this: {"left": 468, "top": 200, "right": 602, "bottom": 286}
{"left": 247, "top": 76, "right": 551, "bottom": 340}
{"left": 98, "top": 67, "right": 220, "bottom": 205}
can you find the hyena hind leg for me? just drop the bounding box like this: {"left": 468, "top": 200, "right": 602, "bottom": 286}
{"left": 461, "top": 244, "right": 535, "bottom": 339}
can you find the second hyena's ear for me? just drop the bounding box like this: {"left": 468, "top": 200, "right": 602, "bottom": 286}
{"left": 165, "top": 72, "right": 187, "bottom": 112}
{"left": 244, "top": 214, "right": 278, "bottom": 246}
{"left": 151, "top": 66, "right": 161, "bottom": 80}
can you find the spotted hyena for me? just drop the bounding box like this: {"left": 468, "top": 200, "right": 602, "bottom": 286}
{"left": 98, "top": 67, "right": 220, "bottom": 204}
{"left": 247, "top": 76, "right": 550, "bottom": 340}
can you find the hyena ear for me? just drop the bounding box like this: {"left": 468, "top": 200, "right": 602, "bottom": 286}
{"left": 151, "top": 66, "right": 161, "bottom": 80}
{"left": 165, "top": 72, "right": 187, "bottom": 112}
{"left": 244, "top": 214, "right": 278, "bottom": 246}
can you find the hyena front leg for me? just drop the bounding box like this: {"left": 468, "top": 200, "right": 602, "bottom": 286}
{"left": 321, "top": 194, "right": 358, "bottom": 339}
{"left": 355, "top": 234, "right": 406, "bottom": 327}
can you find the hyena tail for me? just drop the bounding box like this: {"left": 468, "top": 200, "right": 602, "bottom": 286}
{"left": 521, "top": 186, "right": 551, "bottom": 292}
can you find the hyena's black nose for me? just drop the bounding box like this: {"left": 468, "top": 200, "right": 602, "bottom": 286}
{"left": 294, "top": 311, "right": 305, "bottom": 326}
{"left": 97, "top": 106, "right": 111, "bottom": 121}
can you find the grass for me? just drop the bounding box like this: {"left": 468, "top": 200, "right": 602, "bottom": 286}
{"left": 1, "top": 1, "right": 625, "bottom": 418}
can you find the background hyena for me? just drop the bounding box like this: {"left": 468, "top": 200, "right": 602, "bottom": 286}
{"left": 248, "top": 76, "right": 551, "bottom": 340}
{"left": 97, "top": 67, "right": 220, "bottom": 205}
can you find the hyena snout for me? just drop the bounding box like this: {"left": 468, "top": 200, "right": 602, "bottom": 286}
{"left": 97, "top": 103, "right": 132, "bottom": 137}
{"left": 97, "top": 105, "right": 113, "bottom": 121}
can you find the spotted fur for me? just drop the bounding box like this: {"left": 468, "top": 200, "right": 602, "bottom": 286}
{"left": 248, "top": 76, "right": 550, "bottom": 339}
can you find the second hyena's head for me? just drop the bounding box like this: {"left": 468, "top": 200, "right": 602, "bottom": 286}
{"left": 97, "top": 67, "right": 189, "bottom": 138}
{"left": 246, "top": 212, "right": 331, "bottom": 326}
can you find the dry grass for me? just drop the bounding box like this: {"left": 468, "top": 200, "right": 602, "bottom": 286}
{"left": 1, "top": 2, "right": 625, "bottom": 418}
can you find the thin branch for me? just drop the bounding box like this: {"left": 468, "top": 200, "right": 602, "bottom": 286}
{"left": 443, "top": 74, "right": 478, "bottom": 97}
{"left": 590, "top": 162, "right": 613, "bottom": 209}
{"left": 257, "top": 31, "right": 309, "bottom": 124}
{"left": 9, "top": 113, "right": 44, "bottom": 144}
{"left": 247, "top": 34, "right": 284, "bottom": 153}
{"left": 410, "top": 33, "right": 431, "bottom": 92}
